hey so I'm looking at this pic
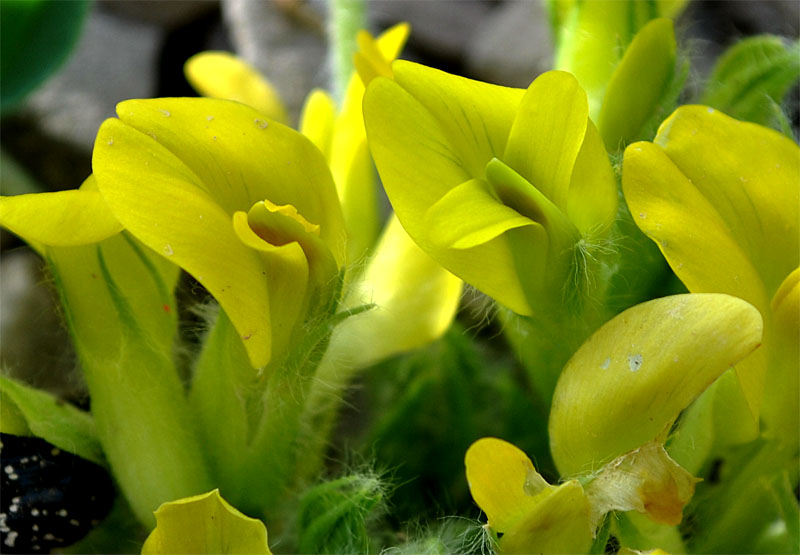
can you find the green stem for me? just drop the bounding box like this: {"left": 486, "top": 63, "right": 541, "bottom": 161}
{"left": 48, "top": 240, "right": 212, "bottom": 526}
{"left": 327, "top": 0, "right": 366, "bottom": 103}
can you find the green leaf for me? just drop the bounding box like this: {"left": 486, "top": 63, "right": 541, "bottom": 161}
{"left": 141, "top": 490, "right": 272, "bottom": 554}
{"left": 701, "top": 36, "right": 800, "bottom": 131}
{"left": 0, "top": 0, "right": 89, "bottom": 112}
{"left": 688, "top": 440, "right": 799, "bottom": 554}
{"left": 297, "top": 472, "right": 385, "bottom": 554}
{"left": 0, "top": 375, "right": 105, "bottom": 465}
{"left": 613, "top": 511, "right": 685, "bottom": 553}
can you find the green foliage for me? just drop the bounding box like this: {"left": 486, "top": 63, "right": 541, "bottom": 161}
{"left": 701, "top": 36, "right": 800, "bottom": 132}
{"left": 297, "top": 471, "right": 385, "bottom": 554}
{"left": 685, "top": 440, "right": 800, "bottom": 554}
{"left": 355, "top": 323, "right": 551, "bottom": 522}
{"left": 0, "top": 375, "right": 104, "bottom": 465}
{"left": 0, "top": 0, "right": 89, "bottom": 112}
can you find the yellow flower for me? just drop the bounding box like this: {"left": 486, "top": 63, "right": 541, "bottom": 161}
{"left": 622, "top": 105, "right": 800, "bottom": 443}
{"left": 184, "top": 24, "right": 463, "bottom": 367}
{"left": 363, "top": 64, "right": 617, "bottom": 317}
{"left": 467, "top": 293, "right": 762, "bottom": 552}
{"left": 142, "top": 489, "right": 272, "bottom": 554}
{"left": 93, "top": 98, "right": 346, "bottom": 369}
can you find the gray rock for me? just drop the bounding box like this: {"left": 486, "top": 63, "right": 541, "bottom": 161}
{"left": 370, "top": 0, "right": 492, "bottom": 63}
{"left": 222, "top": 0, "right": 328, "bottom": 123}
{"left": 465, "top": 0, "right": 554, "bottom": 88}
{"left": 21, "top": 6, "right": 162, "bottom": 153}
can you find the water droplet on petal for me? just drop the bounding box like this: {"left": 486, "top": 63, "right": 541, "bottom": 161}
{"left": 628, "top": 354, "right": 643, "bottom": 372}
{"left": 600, "top": 357, "right": 610, "bottom": 370}
{"left": 160, "top": 110, "right": 171, "bottom": 117}
{"left": 254, "top": 118, "right": 269, "bottom": 129}
{"left": 163, "top": 244, "right": 174, "bottom": 256}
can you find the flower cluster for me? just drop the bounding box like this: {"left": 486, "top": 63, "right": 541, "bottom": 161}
{"left": 0, "top": 1, "right": 797, "bottom": 553}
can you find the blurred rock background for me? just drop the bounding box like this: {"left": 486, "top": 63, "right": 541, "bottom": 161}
{"left": 1, "top": 0, "right": 798, "bottom": 400}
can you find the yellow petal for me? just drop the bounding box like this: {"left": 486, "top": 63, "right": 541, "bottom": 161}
{"left": 499, "top": 480, "right": 592, "bottom": 555}
{"left": 465, "top": 437, "right": 544, "bottom": 532}
{"left": 245, "top": 200, "right": 337, "bottom": 290}
{"left": 465, "top": 437, "right": 593, "bottom": 554}
{"left": 622, "top": 141, "right": 771, "bottom": 315}
{"left": 597, "top": 18, "right": 676, "bottom": 151}
{"left": 185, "top": 51, "right": 289, "bottom": 124}
{"left": 299, "top": 89, "right": 336, "bottom": 160}
{"left": 762, "top": 268, "right": 800, "bottom": 445}
{"left": 375, "top": 22, "right": 411, "bottom": 61}
{"left": 424, "top": 178, "right": 536, "bottom": 250}
{"left": 94, "top": 117, "right": 274, "bottom": 368}
{"left": 142, "top": 489, "right": 272, "bottom": 554}
{"left": 654, "top": 105, "right": 799, "bottom": 298}
{"left": 232, "top": 210, "right": 309, "bottom": 362}
{"left": 622, "top": 107, "right": 800, "bottom": 420}
{"left": 549, "top": 294, "right": 763, "bottom": 477}
{"left": 566, "top": 119, "right": 618, "bottom": 235}
{"left": 111, "top": 98, "right": 345, "bottom": 263}
{"left": 364, "top": 64, "right": 533, "bottom": 314}
{"left": 504, "top": 70, "right": 588, "bottom": 210}
{"left": 328, "top": 214, "right": 462, "bottom": 369}
{"left": 0, "top": 175, "right": 122, "bottom": 250}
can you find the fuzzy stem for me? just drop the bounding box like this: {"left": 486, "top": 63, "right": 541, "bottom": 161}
{"left": 328, "top": 0, "right": 366, "bottom": 103}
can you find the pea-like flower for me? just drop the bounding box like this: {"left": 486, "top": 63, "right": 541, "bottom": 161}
{"left": 466, "top": 293, "right": 763, "bottom": 553}
{"left": 623, "top": 106, "right": 799, "bottom": 442}
{"left": 363, "top": 64, "right": 618, "bottom": 318}
{"left": 93, "top": 98, "right": 347, "bottom": 369}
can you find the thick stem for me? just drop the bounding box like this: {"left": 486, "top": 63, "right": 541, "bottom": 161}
{"left": 327, "top": 0, "right": 366, "bottom": 103}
